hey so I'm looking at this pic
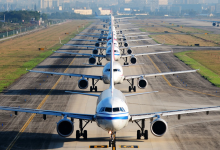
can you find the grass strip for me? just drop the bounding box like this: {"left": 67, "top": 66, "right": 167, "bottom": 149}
{"left": 0, "top": 22, "right": 92, "bottom": 92}
{"left": 174, "top": 50, "right": 220, "bottom": 87}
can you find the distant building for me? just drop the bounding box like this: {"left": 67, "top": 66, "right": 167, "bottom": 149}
{"left": 216, "top": 3, "right": 220, "bottom": 13}
{"left": 99, "top": 7, "right": 111, "bottom": 15}
{"left": 74, "top": 9, "right": 92, "bottom": 15}
{"left": 159, "top": 0, "right": 168, "bottom": 5}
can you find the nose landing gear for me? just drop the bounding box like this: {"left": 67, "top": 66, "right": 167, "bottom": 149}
{"left": 109, "top": 133, "right": 116, "bottom": 150}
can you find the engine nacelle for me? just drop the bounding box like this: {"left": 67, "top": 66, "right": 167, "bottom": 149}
{"left": 137, "top": 78, "right": 148, "bottom": 89}
{"left": 78, "top": 78, "right": 89, "bottom": 89}
{"left": 103, "top": 25, "right": 106, "bottom": 28}
{"left": 124, "top": 42, "right": 128, "bottom": 47}
{"left": 101, "top": 31, "right": 104, "bottom": 34}
{"left": 98, "top": 38, "right": 102, "bottom": 41}
{"left": 57, "top": 118, "right": 74, "bottom": 137}
{"left": 213, "top": 22, "right": 216, "bottom": 26}
{"left": 123, "top": 38, "right": 126, "bottom": 41}
{"left": 95, "top": 42, "right": 100, "bottom": 47}
{"left": 130, "top": 56, "right": 137, "bottom": 64}
{"left": 89, "top": 56, "right": 96, "bottom": 65}
{"left": 127, "top": 49, "right": 132, "bottom": 54}
{"left": 120, "top": 31, "right": 123, "bottom": 34}
{"left": 92, "top": 49, "right": 98, "bottom": 55}
{"left": 150, "top": 118, "right": 167, "bottom": 137}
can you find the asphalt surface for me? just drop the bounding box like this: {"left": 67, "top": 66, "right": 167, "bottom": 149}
{"left": 0, "top": 20, "right": 220, "bottom": 150}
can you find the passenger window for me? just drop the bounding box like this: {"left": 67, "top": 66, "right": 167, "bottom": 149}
{"left": 113, "top": 107, "right": 120, "bottom": 112}
{"left": 105, "top": 107, "right": 112, "bottom": 112}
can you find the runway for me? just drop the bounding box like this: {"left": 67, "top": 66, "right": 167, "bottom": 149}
{"left": 0, "top": 20, "right": 220, "bottom": 150}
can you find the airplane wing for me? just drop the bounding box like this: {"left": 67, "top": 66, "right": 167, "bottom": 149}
{"left": 125, "top": 91, "right": 158, "bottom": 97}
{"left": 64, "top": 44, "right": 106, "bottom": 49}
{"left": 119, "top": 44, "right": 162, "bottom": 49}
{"left": 76, "top": 35, "right": 101, "bottom": 38}
{"left": 124, "top": 70, "right": 197, "bottom": 80}
{"left": 126, "top": 38, "right": 152, "bottom": 42}
{"left": 65, "top": 91, "right": 99, "bottom": 97}
{"left": 0, "top": 106, "right": 94, "bottom": 121}
{"left": 27, "top": 70, "right": 103, "bottom": 80}
{"left": 130, "top": 105, "right": 220, "bottom": 121}
{"left": 86, "top": 28, "right": 109, "bottom": 31}
{"left": 118, "top": 35, "right": 149, "bottom": 38}
{"left": 70, "top": 39, "right": 98, "bottom": 42}
{"left": 54, "top": 51, "right": 106, "bottom": 58}
{"left": 121, "top": 51, "right": 172, "bottom": 58}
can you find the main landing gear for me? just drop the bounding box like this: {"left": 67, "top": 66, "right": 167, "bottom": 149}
{"left": 90, "top": 78, "right": 99, "bottom": 92}
{"left": 123, "top": 57, "right": 129, "bottom": 65}
{"left": 109, "top": 133, "right": 116, "bottom": 150}
{"left": 134, "top": 119, "right": 148, "bottom": 139}
{"left": 76, "top": 119, "right": 90, "bottom": 140}
{"left": 127, "top": 78, "right": 136, "bottom": 92}
{"left": 97, "top": 57, "right": 103, "bottom": 65}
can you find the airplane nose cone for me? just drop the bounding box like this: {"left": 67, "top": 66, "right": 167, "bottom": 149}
{"left": 105, "top": 119, "right": 127, "bottom": 132}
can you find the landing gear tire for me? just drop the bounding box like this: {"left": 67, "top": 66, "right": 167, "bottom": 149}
{"left": 144, "top": 130, "right": 148, "bottom": 140}
{"left": 109, "top": 140, "right": 111, "bottom": 147}
{"left": 137, "top": 130, "right": 141, "bottom": 139}
{"left": 83, "top": 130, "right": 87, "bottom": 140}
{"left": 76, "top": 130, "right": 80, "bottom": 140}
{"left": 124, "top": 62, "right": 128, "bottom": 65}
{"left": 90, "top": 86, "right": 92, "bottom": 92}
{"left": 133, "top": 86, "right": 136, "bottom": 92}
{"left": 95, "top": 86, "right": 97, "bottom": 92}
{"left": 129, "top": 86, "right": 131, "bottom": 92}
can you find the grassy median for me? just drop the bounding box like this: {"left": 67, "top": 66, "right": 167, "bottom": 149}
{"left": 174, "top": 50, "right": 220, "bottom": 87}
{"left": 0, "top": 20, "right": 92, "bottom": 92}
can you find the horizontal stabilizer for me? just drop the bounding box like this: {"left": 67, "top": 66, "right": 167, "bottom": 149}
{"left": 65, "top": 91, "right": 99, "bottom": 97}
{"left": 125, "top": 91, "right": 158, "bottom": 97}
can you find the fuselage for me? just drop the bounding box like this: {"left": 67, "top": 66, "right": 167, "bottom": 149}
{"left": 95, "top": 88, "right": 130, "bottom": 132}
{"left": 102, "top": 61, "right": 124, "bottom": 84}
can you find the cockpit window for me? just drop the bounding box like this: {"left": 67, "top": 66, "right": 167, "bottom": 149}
{"left": 120, "top": 107, "right": 125, "bottom": 112}
{"left": 113, "top": 69, "right": 121, "bottom": 72}
{"left": 105, "top": 69, "right": 110, "bottom": 72}
{"left": 99, "top": 107, "right": 105, "bottom": 112}
{"left": 105, "top": 107, "right": 112, "bottom": 112}
{"left": 113, "top": 107, "right": 120, "bottom": 112}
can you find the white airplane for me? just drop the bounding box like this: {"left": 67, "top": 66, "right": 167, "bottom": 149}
{"left": 53, "top": 46, "right": 171, "bottom": 66}
{"left": 1, "top": 25, "right": 220, "bottom": 149}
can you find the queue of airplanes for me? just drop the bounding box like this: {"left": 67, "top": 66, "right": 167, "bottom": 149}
{"left": 0, "top": 14, "right": 220, "bottom": 149}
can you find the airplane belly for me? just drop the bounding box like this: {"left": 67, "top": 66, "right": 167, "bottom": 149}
{"left": 96, "top": 115, "right": 129, "bottom": 132}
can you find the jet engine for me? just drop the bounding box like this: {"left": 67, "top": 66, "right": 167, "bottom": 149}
{"left": 150, "top": 118, "right": 167, "bottom": 137}
{"left": 57, "top": 118, "right": 74, "bottom": 137}
{"left": 103, "top": 25, "right": 106, "bottom": 28}
{"left": 78, "top": 78, "right": 89, "bottom": 89}
{"left": 124, "top": 42, "right": 128, "bottom": 47}
{"left": 89, "top": 56, "right": 96, "bottom": 65}
{"left": 95, "top": 42, "right": 100, "bottom": 47}
{"left": 120, "top": 31, "right": 123, "bottom": 34}
{"left": 101, "top": 31, "right": 104, "bottom": 34}
{"left": 213, "top": 22, "right": 216, "bottom": 26}
{"left": 130, "top": 56, "right": 137, "bottom": 64}
{"left": 98, "top": 38, "right": 102, "bottom": 41}
{"left": 92, "top": 49, "right": 98, "bottom": 55}
{"left": 123, "top": 38, "right": 126, "bottom": 41}
{"left": 127, "top": 48, "right": 132, "bottom": 54}
{"left": 137, "top": 78, "right": 148, "bottom": 89}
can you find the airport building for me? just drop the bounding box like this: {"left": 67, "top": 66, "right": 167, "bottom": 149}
{"left": 74, "top": 9, "right": 92, "bottom": 15}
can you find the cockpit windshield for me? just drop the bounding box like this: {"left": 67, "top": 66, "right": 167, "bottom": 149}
{"left": 99, "top": 107, "right": 125, "bottom": 112}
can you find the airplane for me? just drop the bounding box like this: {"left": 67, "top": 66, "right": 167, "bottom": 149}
{"left": 53, "top": 46, "right": 170, "bottom": 66}
{"left": 197, "top": 19, "right": 220, "bottom": 27}
{"left": 1, "top": 22, "right": 220, "bottom": 149}
{"left": 28, "top": 48, "right": 196, "bottom": 92}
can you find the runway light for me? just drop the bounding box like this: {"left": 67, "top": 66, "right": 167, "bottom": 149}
{"left": 108, "top": 131, "right": 112, "bottom": 135}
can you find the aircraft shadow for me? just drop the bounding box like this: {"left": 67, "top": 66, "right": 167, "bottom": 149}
{"left": 3, "top": 89, "right": 102, "bottom": 95}
{"left": 50, "top": 55, "right": 90, "bottom": 58}
{"left": 59, "top": 48, "right": 93, "bottom": 50}
{"left": 0, "top": 131, "right": 143, "bottom": 149}
{"left": 36, "top": 65, "right": 92, "bottom": 69}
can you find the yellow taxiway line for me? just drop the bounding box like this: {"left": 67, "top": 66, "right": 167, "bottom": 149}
{"left": 147, "top": 55, "right": 220, "bottom": 98}
{"left": 6, "top": 54, "right": 78, "bottom": 150}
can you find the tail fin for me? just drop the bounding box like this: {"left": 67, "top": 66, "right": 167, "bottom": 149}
{"left": 110, "top": 13, "right": 114, "bottom": 94}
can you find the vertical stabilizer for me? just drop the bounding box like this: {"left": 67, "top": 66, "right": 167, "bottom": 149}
{"left": 110, "top": 13, "right": 114, "bottom": 95}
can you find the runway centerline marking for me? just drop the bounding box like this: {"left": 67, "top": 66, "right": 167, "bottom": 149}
{"left": 147, "top": 55, "right": 220, "bottom": 98}
{"left": 6, "top": 51, "right": 80, "bottom": 150}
